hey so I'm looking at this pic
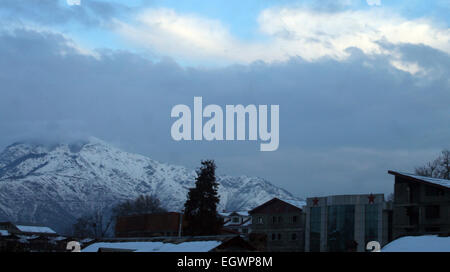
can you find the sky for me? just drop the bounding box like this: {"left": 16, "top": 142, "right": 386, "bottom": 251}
{"left": 0, "top": 0, "right": 449, "bottom": 199}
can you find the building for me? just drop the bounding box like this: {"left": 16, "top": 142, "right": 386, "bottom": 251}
{"left": 304, "top": 194, "right": 391, "bottom": 252}
{"left": 388, "top": 171, "right": 450, "bottom": 239}
{"left": 0, "top": 222, "right": 60, "bottom": 252}
{"left": 115, "top": 212, "right": 185, "bottom": 238}
{"left": 249, "top": 198, "right": 306, "bottom": 252}
{"left": 0, "top": 222, "right": 58, "bottom": 237}
{"left": 220, "top": 211, "right": 252, "bottom": 235}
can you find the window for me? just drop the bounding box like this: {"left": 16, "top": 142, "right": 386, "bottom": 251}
{"left": 425, "top": 227, "right": 440, "bottom": 232}
{"left": 425, "top": 186, "right": 444, "bottom": 197}
{"left": 278, "top": 233, "right": 282, "bottom": 240}
{"left": 425, "top": 206, "right": 440, "bottom": 219}
{"left": 292, "top": 216, "right": 298, "bottom": 223}
{"left": 310, "top": 207, "right": 321, "bottom": 252}
{"left": 278, "top": 216, "right": 283, "bottom": 223}
{"left": 272, "top": 233, "right": 276, "bottom": 240}
{"left": 272, "top": 216, "right": 276, "bottom": 224}
{"left": 327, "top": 205, "right": 355, "bottom": 252}
{"left": 365, "top": 204, "right": 379, "bottom": 245}
{"left": 257, "top": 217, "right": 263, "bottom": 224}
{"left": 292, "top": 233, "right": 297, "bottom": 240}
{"left": 232, "top": 217, "right": 239, "bottom": 223}
{"left": 242, "top": 228, "right": 248, "bottom": 234}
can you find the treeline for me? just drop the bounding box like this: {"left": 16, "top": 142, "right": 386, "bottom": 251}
{"left": 71, "top": 160, "right": 223, "bottom": 238}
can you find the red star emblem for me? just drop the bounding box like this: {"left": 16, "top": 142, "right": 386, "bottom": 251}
{"left": 312, "top": 197, "right": 319, "bottom": 206}
{"left": 368, "top": 194, "right": 375, "bottom": 204}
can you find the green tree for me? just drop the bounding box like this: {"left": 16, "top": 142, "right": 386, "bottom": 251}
{"left": 183, "top": 160, "right": 222, "bottom": 236}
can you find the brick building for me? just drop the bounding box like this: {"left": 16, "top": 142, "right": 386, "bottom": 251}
{"left": 249, "top": 198, "right": 306, "bottom": 252}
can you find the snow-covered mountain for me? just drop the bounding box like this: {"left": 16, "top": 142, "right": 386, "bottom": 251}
{"left": 0, "top": 137, "right": 300, "bottom": 232}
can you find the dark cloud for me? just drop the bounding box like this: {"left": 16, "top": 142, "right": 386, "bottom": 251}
{"left": 0, "top": 0, "right": 125, "bottom": 27}
{"left": 0, "top": 28, "right": 449, "bottom": 198}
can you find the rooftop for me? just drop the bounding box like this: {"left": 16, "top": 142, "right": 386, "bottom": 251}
{"left": 388, "top": 170, "right": 450, "bottom": 189}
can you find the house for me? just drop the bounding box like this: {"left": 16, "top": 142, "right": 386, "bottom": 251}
{"left": 304, "top": 194, "right": 392, "bottom": 252}
{"left": 388, "top": 171, "right": 450, "bottom": 239}
{"left": 115, "top": 212, "right": 186, "bottom": 238}
{"left": 0, "top": 222, "right": 57, "bottom": 237}
{"left": 82, "top": 235, "right": 256, "bottom": 252}
{"left": 220, "top": 211, "right": 252, "bottom": 235}
{"left": 249, "top": 198, "right": 306, "bottom": 252}
{"left": 0, "top": 222, "right": 59, "bottom": 252}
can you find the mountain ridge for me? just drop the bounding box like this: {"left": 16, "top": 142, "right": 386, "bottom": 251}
{"left": 0, "top": 137, "right": 301, "bottom": 232}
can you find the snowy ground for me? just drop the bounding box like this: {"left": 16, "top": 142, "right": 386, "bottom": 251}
{"left": 382, "top": 235, "right": 450, "bottom": 252}
{"left": 82, "top": 241, "right": 222, "bottom": 252}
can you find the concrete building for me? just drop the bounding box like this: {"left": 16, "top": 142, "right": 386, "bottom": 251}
{"left": 304, "top": 194, "right": 392, "bottom": 252}
{"left": 249, "top": 198, "right": 306, "bottom": 252}
{"left": 388, "top": 171, "right": 450, "bottom": 239}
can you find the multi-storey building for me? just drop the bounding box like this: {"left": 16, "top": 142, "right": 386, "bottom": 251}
{"left": 304, "top": 194, "right": 392, "bottom": 252}
{"left": 388, "top": 171, "right": 450, "bottom": 238}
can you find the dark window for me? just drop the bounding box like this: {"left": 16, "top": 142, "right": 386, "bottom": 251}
{"left": 425, "top": 206, "right": 440, "bottom": 219}
{"left": 425, "top": 227, "right": 440, "bottom": 232}
{"left": 293, "top": 216, "right": 298, "bottom": 223}
{"left": 272, "top": 233, "right": 276, "bottom": 240}
{"left": 258, "top": 217, "right": 263, "bottom": 224}
{"left": 310, "top": 207, "right": 321, "bottom": 252}
{"left": 278, "top": 216, "right": 283, "bottom": 223}
{"left": 425, "top": 186, "right": 444, "bottom": 196}
{"left": 292, "top": 233, "right": 297, "bottom": 240}
{"left": 232, "top": 217, "right": 239, "bottom": 223}
{"left": 327, "top": 205, "right": 355, "bottom": 252}
{"left": 242, "top": 228, "right": 248, "bottom": 234}
{"left": 278, "top": 233, "right": 282, "bottom": 240}
{"left": 365, "top": 204, "right": 379, "bottom": 245}
{"left": 272, "top": 216, "right": 276, "bottom": 224}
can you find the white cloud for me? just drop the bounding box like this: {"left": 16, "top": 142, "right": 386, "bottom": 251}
{"left": 116, "top": 7, "right": 450, "bottom": 73}
{"left": 67, "top": 0, "right": 81, "bottom": 6}
{"left": 366, "top": 0, "right": 381, "bottom": 6}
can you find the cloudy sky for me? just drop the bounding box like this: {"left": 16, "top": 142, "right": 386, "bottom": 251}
{"left": 0, "top": 0, "right": 449, "bottom": 198}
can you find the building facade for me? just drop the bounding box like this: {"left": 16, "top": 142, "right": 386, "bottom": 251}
{"left": 304, "top": 194, "right": 391, "bottom": 252}
{"left": 249, "top": 198, "right": 306, "bottom": 252}
{"left": 115, "top": 212, "right": 185, "bottom": 238}
{"left": 388, "top": 171, "right": 450, "bottom": 239}
{"left": 220, "top": 211, "right": 252, "bottom": 235}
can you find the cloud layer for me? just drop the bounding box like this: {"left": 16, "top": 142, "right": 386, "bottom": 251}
{"left": 116, "top": 6, "right": 450, "bottom": 71}
{"left": 0, "top": 28, "right": 449, "bottom": 197}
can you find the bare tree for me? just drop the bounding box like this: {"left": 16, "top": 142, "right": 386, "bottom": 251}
{"left": 72, "top": 195, "right": 165, "bottom": 238}
{"left": 415, "top": 149, "right": 450, "bottom": 179}
{"left": 72, "top": 209, "right": 113, "bottom": 238}
{"left": 112, "top": 194, "right": 166, "bottom": 217}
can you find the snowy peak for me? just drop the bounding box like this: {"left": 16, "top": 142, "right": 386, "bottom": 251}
{"left": 0, "top": 137, "right": 300, "bottom": 232}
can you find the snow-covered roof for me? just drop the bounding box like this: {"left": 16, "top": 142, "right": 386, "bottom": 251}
{"left": 389, "top": 171, "right": 450, "bottom": 189}
{"left": 382, "top": 235, "right": 450, "bottom": 252}
{"left": 82, "top": 241, "right": 222, "bottom": 252}
{"left": 16, "top": 225, "right": 56, "bottom": 234}
{"left": 220, "top": 211, "right": 250, "bottom": 217}
{"left": 235, "top": 211, "right": 249, "bottom": 217}
{"left": 282, "top": 199, "right": 307, "bottom": 209}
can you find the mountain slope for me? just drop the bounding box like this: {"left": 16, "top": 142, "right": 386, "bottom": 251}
{"left": 0, "top": 137, "right": 301, "bottom": 232}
